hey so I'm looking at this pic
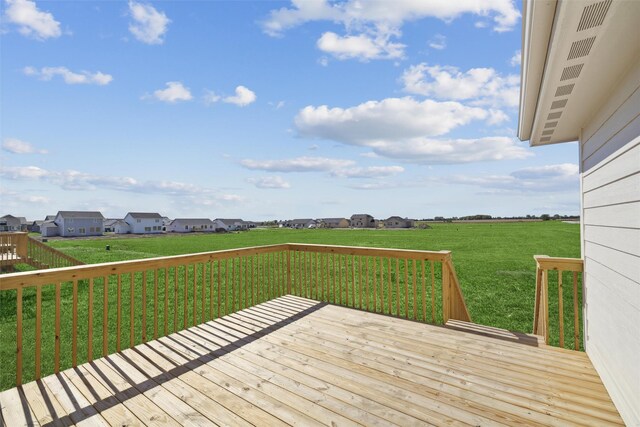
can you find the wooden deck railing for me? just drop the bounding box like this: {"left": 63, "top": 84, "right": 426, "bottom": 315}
{"left": 533, "top": 255, "right": 584, "bottom": 349}
{"left": 0, "top": 233, "right": 83, "bottom": 271}
{"left": 0, "top": 243, "right": 470, "bottom": 388}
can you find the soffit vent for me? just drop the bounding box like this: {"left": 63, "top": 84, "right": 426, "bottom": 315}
{"left": 555, "top": 84, "right": 575, "bottom": 97}
{"left": 545, "top": 121, "right": 558, "bottom": 128}
{"left": 577, "top": 0, "right": 612, "bottom": 31}
{"left": 540, "top": 137, "right": 552, "bottom": 142}
{"left": 550, "top": 99, "right": 568, "bottom": 109}
{"left": 567, "top": 36, "right": 596, "bottom": 60}
{"left": 547, "top": 111, "right": 562, "bottom": 120}
{"left": 542, "top": 129, "right": 554, "bottom": 136}
{"left": 560, "top": 63, "right": 584, "bottom": 81}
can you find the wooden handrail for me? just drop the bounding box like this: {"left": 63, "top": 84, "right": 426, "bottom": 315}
{"left": 533, "top": 255, "right": 583, "bottom": 349}
{"left": 0, "top": 243, "right": 471, "bottom": 388}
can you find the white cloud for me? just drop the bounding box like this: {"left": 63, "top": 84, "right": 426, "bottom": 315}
{"left": 331, "top": 166, "right": 405, "bottom": 179}
{"left": 294, "top": 97, "right": 527, "bottom": 164}
{"left": 151, "top": 81, "right": 192, "bottom": 103}
{"left": 401, "top": 63, "right": 519, "bottom": 108}
{"left": 443, "top": 163, "right": 579, "bottom": 193}
{"left": 295, "top": 97, "right": 490, "bottom": 143}
{"left": 223, "top": 86, "right": 256, "bottom": 107}
{"left": 510, "top": 49, "right": 521, "bottom": 67}
{"left": 128, "top": 1, "right": 170, "bottom": 45}
{"left": 240, "top": 156, "right": 355, "bottom": 172}
{"left": 317, "top": 31, "right": 404, "bottom": 61}
{"left": 262, "top": 0, "right": 520, "bottom": 61}
{"left": 4, "top": 0, "right": 61, "bottom": 40}
{"left": 428, "top": 34, "right": 446, "bottom": 50}
{"left": 23, "top": 66, "right": 113, "bottom": 85}
{"left": 2, "top": 138, "right": 48, "bottom": 154}
{"left": 370, "top": 136, "right": 532, "bottom": 164}
{"left": 247, "top": 176, "right": 291, "bottom": 189}
{"left": 203, "top": 89, "right": 221, "bottom": 106}
{"left": 0, "top": 165, "right": 246, "bottom": 206}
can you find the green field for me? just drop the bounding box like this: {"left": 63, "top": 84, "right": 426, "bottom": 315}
{"left": 1, "top": 221, "right": 580, "bottom": 390}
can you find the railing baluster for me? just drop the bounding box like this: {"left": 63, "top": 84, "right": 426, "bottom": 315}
{"left": 365, "top": 257, "right": 370, "bottom": 311}
{"left": 209, "top": 261, "right": 214, "bottom": 319}
{"left": 130, "top": 274, "right": 135, "bottom": 348}
{"left": 396, "top": 259, "right": 400, "bottom": 316}
{"left": 413, "top": 261, "right": 417, "bottom": 320}
{"left": 431, "top": 261, "right": 436, "bottom": 323}
{"left": 56, "top": 281, "right": 62, "bottom": 370}
{"left": 35, "top": 285, "right": 42, "bottom": 379}
{"left": 378, "top": 256, "right": 383, "bottom": 312}
{"left": 88, "top": 278, "right": 93, "bottom": 362}
{"left": 72, "top": 279, "right": 78, "bottom": 366}
{"left": 16, "top": 286, "right": 23, "bottom": 385}
{"left": 201, "top": 263, "right": 206, "bottom": 323}
{"left": 372, "top": 257, "right": 377, "bottom": 312}
{"left": 165, "top": 268, "right": 169, "bottom": 335}
{"left": 231, "top": 258, "right": 236, "bottom": 313}
{"left": 193, "top": 264, "right": 197, "bottom": 324}
{"left": 558, "top": 270, "right": 564, "bottom": 348}
{"left": 422, "top": 261, "right": 426, "bottom": 322}
{"left": 154, "top": 269, "right": 159, "bottom": 339}
{"left": 142, "top": 271, "right": 147, "bottom": 342}
{"left": 404, "top": 259, "right": 409, "bottom": 319}
{"left": 103, "top": 275, "right": 108, "bottom": 357}
{"left": 174, "top": 267, "right": 178, "bottom": 332}
{"left": 116, "top": 274, "right": 122, "bottom": 352}
{"left": 387, "top": 258, "right": 392, "bottom": 314}
{"left": 358, "top": 256, "right": 363, "bottom": 309}
{"left": 573, "top": 271, "right": 579, "bottom": 350}
{"left": 184, "top": 265, "right": 188, "bottom": 328}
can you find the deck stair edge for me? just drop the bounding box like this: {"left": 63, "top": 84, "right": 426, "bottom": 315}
{"left": 444, "top": 319, "right": 547, "bottom": 348}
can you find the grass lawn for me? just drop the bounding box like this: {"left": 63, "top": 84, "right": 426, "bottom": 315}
{"left": 0, "top": 221, "right": 580, "bottom": 390}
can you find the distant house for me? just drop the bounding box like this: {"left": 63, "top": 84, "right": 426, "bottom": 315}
{"left": 384, "top": 216, "right": 414, "bottom": 229}
{"left": 55, "top": 211, "right": 104, "bottom": 237}
{"left": 318, "top": 218, "right": 350, "bottom": 229}
{"left": 167, "top": 218, "right": 214, "bottom": 233}
{"left": 283, "top": 219, "right": 317, "bottom": 229}
{"left": 40, "top": 221, "right": 59, "bottom": 237}
{"left": 124, "top": 212, "right": 164, "bottom": 234}
{"left": 0, "top": 215, "right": 23, "bottom": 232}
{"left": 214, "top": 219, "right": 246, "bottom": 231}
{"left": 29, "top": 220, "right": 44, "bottom": 233}
{"left": 350, "top": 214, "right": 375, "bottom": 228}
{"left": 104, "top": 219, "right": 130, "bottom": 234}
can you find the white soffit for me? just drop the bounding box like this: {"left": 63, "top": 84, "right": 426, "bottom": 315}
{"left": 520, "top": 0, "right": 640, "bottom": 147}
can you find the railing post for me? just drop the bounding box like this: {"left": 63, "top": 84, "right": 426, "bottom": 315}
{"left": 15, "top": 232, "right": 28, "bottom": 261}
{"left": 442, "top": 259, "right": 451, "bottom": 323}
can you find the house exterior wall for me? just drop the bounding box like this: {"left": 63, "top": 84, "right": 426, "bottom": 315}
{"left": 124, "top": 214, "right": 163, "bottom": 234}
{"left": 350, "top": 215, "right": 374, "bottom": 228}
{"left": 580, "top": 57, "right": 640, "bottom": 425}
{"left": 41, "top": 224, "right": 59, "bottom": 237}
{"left": 57, "top": 217, "right": 103, "bottom": 237}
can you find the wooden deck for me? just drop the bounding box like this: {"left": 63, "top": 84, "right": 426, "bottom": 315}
{"left": 0, "top": 295, "right": 623, "bottom": 426}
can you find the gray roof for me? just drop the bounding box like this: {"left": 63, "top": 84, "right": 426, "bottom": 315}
{"left": 170, "top": 218, "right": 213, "bottom": 225}
{"left": 290, "top": 218, "right": 315, "bottom": 224}
{"left": 215, "top": 218, "right": 243, "bottom": 225}
{"left": 320, "top": 217, "right": 348, "bottom": 222}
{"left": 385, "top": 216, "right": 406, "bottom": 221}
{"left": 351, "top": 214, "right": 373, "bottom": 219}
{"left": 44, "top": 215, "right": 56, "bottom": 221}
{"left": 57, "top": 211, "right": 104, "bottom": 219}
{"left": 126, "top": 212, "right": 163, "bottom": 219}
{"left": 41, "top": 221, "right": 57, "bottom": 228}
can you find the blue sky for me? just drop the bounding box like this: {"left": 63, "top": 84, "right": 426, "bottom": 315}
{"left": 1, "top": 0, "right": 580, "bottom": 221}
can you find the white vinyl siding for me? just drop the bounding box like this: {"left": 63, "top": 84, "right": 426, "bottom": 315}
{"left": 580, "top": 57, "right": 640, "bottom": 425}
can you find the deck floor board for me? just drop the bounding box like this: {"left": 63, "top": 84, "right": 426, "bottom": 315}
{"left": 0, "top": 295, "right": 624, "bottom": 426}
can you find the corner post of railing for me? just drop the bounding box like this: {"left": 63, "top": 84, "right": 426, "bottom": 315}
{"left": 15, "top": 232, "right": 28, "bottom": 260}
{"left": 441, "top": 253, "right": 451, "bottom": 323}
{"left": 533, "top": 255, "right": 550, "bottom": 344}
{"left": 286, "top": 244, "right": 292, "bottom": 295}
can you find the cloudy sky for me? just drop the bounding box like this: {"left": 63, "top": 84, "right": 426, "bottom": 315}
{"left": 1, "top": 0, "right": 579, "bottom": 220}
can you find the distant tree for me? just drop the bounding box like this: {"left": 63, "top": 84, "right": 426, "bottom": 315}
{"left": 540, "top": 214, "right": 551, "bottom": 221}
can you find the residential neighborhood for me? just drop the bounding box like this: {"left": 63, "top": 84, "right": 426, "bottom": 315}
{"left": 1, "top": 210, "right": 424, "bottom": 238}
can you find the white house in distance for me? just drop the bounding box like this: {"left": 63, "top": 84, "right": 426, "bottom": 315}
{"left": 167, "top": 218, "right": 215, "bottom": 233}
{"left": 55, "top": 211, "right": 104, "bottom": 237}
{"left": 214, "top": 218, "right": 246, "bottom": 231}
{"left": 519, "top": 1, "right": 639, "bottom": 423}
{"left": 124, "top": 212, "right": 164, "bottom": 234}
